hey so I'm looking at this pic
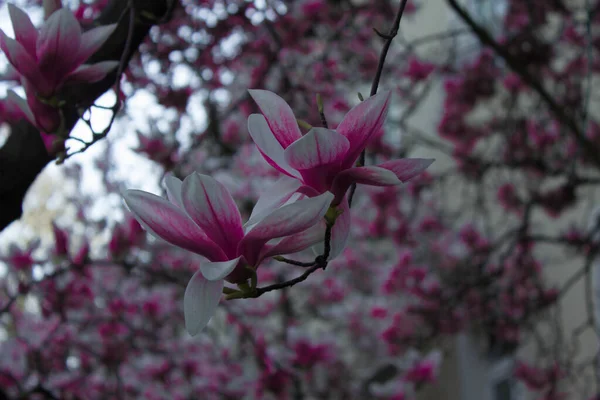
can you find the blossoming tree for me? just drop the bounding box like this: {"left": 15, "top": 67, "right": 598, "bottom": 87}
{"left": 0, "top": 0, "right": 599, "bottom": 399}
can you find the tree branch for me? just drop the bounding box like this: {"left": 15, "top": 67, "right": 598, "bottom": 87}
{"left": 445, "top": 0, "right": 600, "bottom": 167}
{"left": 348, "top": 0, "right": 409, "bottom": 207}
{"left": 0, "top": 0, "right": 178, "bottom": 232}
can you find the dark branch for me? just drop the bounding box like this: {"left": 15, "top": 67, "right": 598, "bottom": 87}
{"left": 445, "top": 0, "right": 600, "bottom": 167}
{"left": 0, "top": 0, "right": 178, "bottom": 232}
{"left": 349, "top": 0, "right": 410, "bottom": 206}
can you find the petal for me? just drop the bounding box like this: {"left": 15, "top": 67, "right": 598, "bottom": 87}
{"left": 8, "top": 4, "right": 38, "bottom": 57}
{"left": 336, "top": 91, "right": 391, "bottom": 169}
{"left": 43, "top": 0, "right": 63, "bottom": 20}
{"left": 284, "top": 127, "right": 350, "bottom": 170}
{"left": 164, "top": 174, "right": 184, "bottom": 208}
{"left": 75, "top": 23, "right": 117, "bottom": 65}
{"left": 181, "top": 173, "right": 244, "bottom": 256}
{"left": 37, "top": 8, "right": 83, "bottom": 89}
{"left": 184, "top": 271, "right": 223, "bottom": 336}
{"left": 329, "top": 198, "right": 351, "bottom": 259}
{"left": 0, "top": 31, "right": 49, "bottom": 94}
{"left": 122, "top": 189, "right": 227, "bottom": 261}
{"left": 246, "top": 176, "right": 302, "bottom": 227}
{"left": 6, "top": 90, "right": 36, "bottom": 126}
{"left": 248, "top": 114, "right": 300, "bottom": 178}
{"left": 26, "top": 96, "right": 60, "bottom": 132}
{"left": 66, "top": 61, "right": 118, "bottom": 84}
{"left": 239, "top": 191, "right": 334, "bottom": 265}
{"left": 261, "top": 220, "right": 326, "bottom": 259}
{"left": 378, "top": 158, "right": 434, "bottom": 181}
{"left": 23, "top": 79, "right": 60, "bottom": 132}
{"left": 200, "top": 257, "right": 242, "bottom": 281}
{"left": 330, "top": 166, "right": 401, "bottom": 204}
{"left": 248, "top": 89, "right": 302, "bottom": 147}
{"left": 311, "top": 198, "right": 351, "bottom": 260}
{"left": 39, "top": 132, "right": 57, "bottom": 154}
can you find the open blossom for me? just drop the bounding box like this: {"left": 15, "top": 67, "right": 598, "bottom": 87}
{"left": 0, "top": 4, "right": 117, "bottom": 132}
{"left": 123, "top": 173, "right": 333, "bottom": 335}
{"left": 247, "top": 90, "right": 433, "bottom": 205}
{"left": 246, "top": 90, "right": 433, "bottom": 255}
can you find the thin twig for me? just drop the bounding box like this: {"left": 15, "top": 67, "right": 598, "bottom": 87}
{"left": 252, "top": 224, "right": 333, "bottom": 296}
{"left": 275, "top": 257, "right": 316, "bottom": 268}
{"left": 64, "top": 1, "right": 137, "bottom": 159}
{"left": 255, "top": 264, "right": 323, "bottom": 296}
{"left": 369, "top": 0, "right": 410, "bottom": 98}
{"left": 348, "top": 0, "right": 410, "bottom": 206}
{"left": 445, "top": 0, "right": 600, "bottom": 167}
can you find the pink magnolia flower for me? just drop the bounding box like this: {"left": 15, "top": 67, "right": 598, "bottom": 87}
{"left": 123, "top": 173, "right": 333, "bottom": 335}
{"left": 247, "top": 90, "right": 434, "bottom": 256}
{"left": 248, "top": 90, "right": 433, "bottom": 205}
{"left": 0, "top": 4, "right": 117, "bottom": 131}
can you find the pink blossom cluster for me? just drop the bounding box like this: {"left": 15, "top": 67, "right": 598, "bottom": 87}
{"left": 0, "top": 0, "right": 117, "bottom": 151}
{"left": 514, "top": 361, "right": 567, "bottom": 400}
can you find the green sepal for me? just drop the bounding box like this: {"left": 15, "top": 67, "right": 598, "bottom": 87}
{"left": 297, "top": 119, "right": 313, "bottom": 131}
{"left": 324, "top": 206, "right": 343, "bottom": 226}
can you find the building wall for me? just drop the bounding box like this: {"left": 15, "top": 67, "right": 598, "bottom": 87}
{"left": 403, "top": 0, "right": 600, "bottom": 399}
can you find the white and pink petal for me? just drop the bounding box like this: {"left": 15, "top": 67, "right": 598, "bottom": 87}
{"left": 75, "top": 23, "right": 117, "bottom": 65}
{"left": 200, "top": 257, "right": 242, "bottom": 281}
{"left": 248, "top": 114, "right": 301, "bottom": 178}
{"left": 66, "top": 61, "right": 118, "bottom": 84}
{"left": 261, "top": 220, "right": 326, "bottom": 260}
{"left": 122, "top": 189, "right": 227, "bottom": 261}
{"left": 239, "top": 191, "right": 334, "bottom": 265}
{"left": 6, "top": 90, "right": 36, "bottom": 126}
{"left": 0, "top": 32, "right": 49, "bottom": 94}
{"left": 164, "top": 175, "right": 184, "bottom": 209}
{"left": 284, "top": 127, "right": 350, "bottom": 170}
{"left": 7, "top": 4, "right": 38, "bottom": 58}
{"left": 181, "top": 173, "right": 244, "bottom": 256}
{"left": 246, "top": 176, "right": 302, "bottom": 228}
{"left": 336, "top": 91, "right": 391, "bottom": 169}
{"left": 43, "top": 0, "right": 63, "bottom": 20}
{"left": 310, "top": 197, "right": 351, "bottom": 260}
{"left": 330, "top": 166, "right": 400, "bottom": 204}
{"left": 184, "top": 271, "right": 223, "bottom": 336}
{"left": 327, "top": 198, "right": 351, "bottom": 259}
{"left": 248, "top": 89, "right": 302, "bottom": 147}
{"left": 36, "top": 8, "right": 83, "bottom": 87}
{"left": 378, "top": 158, "right": 434, "bottom": 182}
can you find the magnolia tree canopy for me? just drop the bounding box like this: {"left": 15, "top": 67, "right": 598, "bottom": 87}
{"left": 0, "top": 0, "right": 599, "bottom": 399}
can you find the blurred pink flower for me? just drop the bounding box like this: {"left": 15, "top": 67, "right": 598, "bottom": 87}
{"left": 0, "top": 4, "right": 117, "bottom": 131}
{"left": 405, "top": 57, "right": 435, "bottom": 81}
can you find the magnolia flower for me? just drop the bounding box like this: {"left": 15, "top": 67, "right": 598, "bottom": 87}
{"left": 247, "top": 89, "right": 434, "bottom": 255}
{"left": 0, "top": 4, "right": 117, "bottom": 131}
{"left": 123, "top": 173, "right": 334, "bottom": 335}
{"left": 248, "top": 90, "right": 433, "bottom": 204}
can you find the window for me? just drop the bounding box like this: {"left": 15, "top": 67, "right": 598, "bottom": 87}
{"left": 457, "top": 333, "right": 524, "bottom": 400}
{"left": 447, "top": 0, "right": 509, "bottom": 65}
{"left": 494, "top": 378, "right": 513, "bottom": 400}
{"left": 487, "top": 356, "right": 523, "bottom": 400}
